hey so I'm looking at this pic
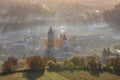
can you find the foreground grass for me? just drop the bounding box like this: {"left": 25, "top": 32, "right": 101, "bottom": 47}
{"left": 0, "top": 70, "right": 120, "bottom": 80}
{"left": 56, "top": 70, "right": 120, "bottom": 80}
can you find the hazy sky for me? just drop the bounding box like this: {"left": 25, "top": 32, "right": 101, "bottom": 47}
{"left": 0, "top": 0, "right": 119, "bottom": 36}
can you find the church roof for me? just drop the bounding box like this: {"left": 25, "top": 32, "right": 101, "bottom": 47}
{"left": 61, "top": 34, "right": 68, "bottom": 40}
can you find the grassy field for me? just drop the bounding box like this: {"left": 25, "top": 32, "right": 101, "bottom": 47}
{"left": 0, "top": 70, "right": 120, "bottom": 80}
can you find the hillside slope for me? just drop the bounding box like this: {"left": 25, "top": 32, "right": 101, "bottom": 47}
{"left": 0, "top": 70, "right": 120, "bottom": 80}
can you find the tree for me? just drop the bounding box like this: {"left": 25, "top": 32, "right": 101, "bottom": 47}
{"left": 53, "top": 62, "right": 64, "bottom": 69}
{"left": 47, "top": 60, "right": 55, "bottom": 69}
{"left": 87, "top": 57, "right": 97, "bottom": 70}
{"left": 71, "top": 56, "right": 85, "bottom": 69}
{"left": 17, "top": 59, "right": 26, "bottom": 69}
{"left": 48, "top": 57, "right": 56, "bottom": 63}
{"left": 109, "top": 58, "right": 120, "bottom": 71}
{"left": 101, "top": 63, "right": 110, "bottom": 71}
{"left": 65, "top": 61, "right": 75, "bottom": 70}
{"left": 97, "top": 62, "right": 101, "bottom": 70}
{"left": 26, "top": 56, "right": 46, "bottom": 71}
{"left": 3, "top": 57, "right": 18, "bottom": 72}
{"left": 47, "top": 60, "right": 64, "bottom": 70}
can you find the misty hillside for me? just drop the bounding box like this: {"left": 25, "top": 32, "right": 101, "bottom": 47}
{"left": 0, "top": 0, "right": 55, "bottom": 33}
{"left": 104, "top": 3, "right": 120, "bottom": 31}
{"left": 0, "top": 0, "right": 118, "bottom": 33}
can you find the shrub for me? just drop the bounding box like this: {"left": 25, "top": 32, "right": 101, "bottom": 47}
{"left": 3, "top": 57, "right": 18, "bottom": 72}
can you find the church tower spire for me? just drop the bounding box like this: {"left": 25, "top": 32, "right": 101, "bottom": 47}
{"left": 47, "top": 27, "right": 55, "bottom": 57}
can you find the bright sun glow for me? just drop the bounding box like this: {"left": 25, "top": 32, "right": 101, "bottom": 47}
{"left": 59, "top": 26, "right": 67, "bottom": 34}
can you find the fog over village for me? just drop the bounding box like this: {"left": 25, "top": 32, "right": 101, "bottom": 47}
{"left": 0, "top": 1, "right": 120, "bottom": 80}
{"left": 0, "top": 0, "right": 119, "bottom": 59}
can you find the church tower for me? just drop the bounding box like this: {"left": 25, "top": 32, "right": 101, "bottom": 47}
{"left": 47, "top": 27, "right": 55, "bottom": 57}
